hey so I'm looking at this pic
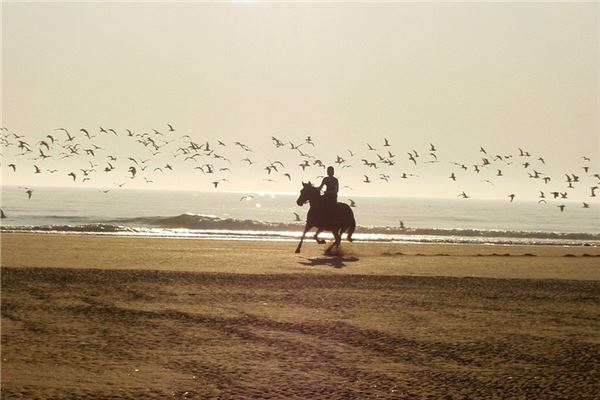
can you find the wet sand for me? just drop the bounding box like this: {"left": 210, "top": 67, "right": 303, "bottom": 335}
{"left": 2, "top": 233, "right": 600, "bottom": 399}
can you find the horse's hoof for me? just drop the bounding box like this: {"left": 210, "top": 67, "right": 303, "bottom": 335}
{"left": 348, "top": 238, "right": 353, "bottom": 242}
{"left": 317, "top": 239, "right": 326, "bottom": 244}
{"left": 295, "top": 248, "right": 301, "bottom": 253}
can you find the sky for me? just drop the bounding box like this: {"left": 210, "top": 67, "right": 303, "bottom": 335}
{"left": 1, "top": 1, "right": 599, "bottom": 200}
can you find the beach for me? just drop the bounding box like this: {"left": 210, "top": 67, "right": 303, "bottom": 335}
{"left": 2, "top": 234, "right": 600, "bottom": 399}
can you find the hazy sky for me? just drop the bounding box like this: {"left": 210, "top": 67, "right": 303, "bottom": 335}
{"left": 2, "top": 1, "right": 599, "bottom": 200}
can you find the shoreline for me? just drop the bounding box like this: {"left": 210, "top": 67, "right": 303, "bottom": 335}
{"left": 2, "top": 232, "right": 599, "bottom": 280}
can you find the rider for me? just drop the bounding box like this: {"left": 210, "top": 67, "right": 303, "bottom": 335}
{"left": 318, "top": 166, "right": 339, "bottom": 215}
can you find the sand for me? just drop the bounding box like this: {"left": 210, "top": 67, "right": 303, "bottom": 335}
{"left": 1, "top": 233, "right": 600, "bottom": 399}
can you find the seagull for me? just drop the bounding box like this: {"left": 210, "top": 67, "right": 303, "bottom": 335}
{"left": 399, "top": 220, "right": 405, "bottom": 229}
{"left": 508, "top": 194, "right": 516, "bottom": 202}
{"left": 458, "top": 191, "right": 470, "bottom": 199}
{"left": 212, "top": 179, "right": 229, "bottom": 188}
{"left": 8, "top": 163, "right": 16, "bottom": 172}
{"left": 293, "top": 212, "right": 302, "bottom": 222}
{"left": 583, "top": 202, "right": 590, "bottom": 208}
{"left": 449, "top": 173, "right": 456, "bottom": 181}
{"left": 25, "top": 189, "right": 33, "bottom": 199}
{"left": 348, "top": 199, "right": 356, "bottom": 207}
{"left": 408, "top": 153, "right": 417, "bottom": 165}
{"left": 240, "top": 195, "right": 254, "bottom": 202}
{"left": 363, "top": 175, "right": 371, "bottom": 183}
{"left": 591, "top": 186, "right": 598, "bottom": 197}
{"left": 557, "top": 205, "right": 566, "bottom": 212}
{"left": 68, "top": 172, "right": 76, "bottom": 181}
{"left": 383, "top": 138, "right": 391, "bottom": 147}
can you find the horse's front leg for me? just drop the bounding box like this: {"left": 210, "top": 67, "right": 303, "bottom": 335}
{"left": 314, "top": 228, "right": 326, "bottom": 244}
{"left": 295, "top": 224, "right": 311, "bottom": 253}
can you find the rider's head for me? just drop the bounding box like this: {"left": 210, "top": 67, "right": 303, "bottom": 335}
{"left": 327, "top": 166, "right": 334, "bottom": 176}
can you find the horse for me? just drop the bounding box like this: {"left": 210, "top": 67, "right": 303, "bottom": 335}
{"left": 295, "top": 181, "right": 356, "bottom": 254}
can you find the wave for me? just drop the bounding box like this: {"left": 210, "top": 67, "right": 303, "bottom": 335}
{"left": 2, "top": 213, "right": 600, "bottom": 245}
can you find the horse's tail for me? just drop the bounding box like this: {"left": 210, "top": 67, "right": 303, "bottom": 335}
{"left": 347, "top": 214, "right": 356, "bottom": 242}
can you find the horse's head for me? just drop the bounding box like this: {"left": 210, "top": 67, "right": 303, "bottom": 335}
{"left": 297, "top": 181, "right": 318, "bottom": 206}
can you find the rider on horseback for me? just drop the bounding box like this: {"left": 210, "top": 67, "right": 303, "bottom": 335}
{"left": 318, "top": 166, "right": 339, "bottom": 218}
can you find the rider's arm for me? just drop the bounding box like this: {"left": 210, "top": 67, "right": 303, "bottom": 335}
{"left": 317, "top": 178, "right": 326, "bottom": 191}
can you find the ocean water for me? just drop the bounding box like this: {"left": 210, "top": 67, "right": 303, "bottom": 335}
{"left": 1, "top": 186, "right": 599, "bottom": 246}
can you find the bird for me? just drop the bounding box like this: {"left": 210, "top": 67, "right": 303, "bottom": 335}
{"left": 383, "top": 138, "right": 391, "bottom": 147}
{"left": 8, "top": 163, "right": 16, "bottom": 172}
{"left": 25, "top": 189, "right": 33, "bottom": 200}
{"left": 449, "top": 173, "right": 456, "bottom": 181}
{"left": 408, "top": 153, "right": 417, "bottom": 165}
{"left": 68, "top": 172, "right": 76, "bottom": 181}
{"left": 583, "top": 202, "right": 590, "bottom": 208}
{"left": 348, "top": 199, "right": 356, "bottom": 207}
{"left": 508, "top": 194, "right": 516, "bottom": 202}
{"left": 557, "top": 205, "right": 566, "bottom": 212}
{"left": 293, "top": 212, "right": 302, "bottom": 222}
{"left": 240, "top": 195, "right": 254, "bottom": 201}
{"left": 458, "top": 192, "right": 470, "bottom": 199}
{"left": 363, "top": 175, "right": 371, "bottom": 183}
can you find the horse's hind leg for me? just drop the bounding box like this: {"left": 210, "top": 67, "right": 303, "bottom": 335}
{"left": 325, "top": 230, "right": 341, "bottom": 255}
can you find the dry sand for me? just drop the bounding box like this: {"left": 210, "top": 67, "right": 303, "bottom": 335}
{"left": 2, "top": 233, "right": 600, "bottom": 399}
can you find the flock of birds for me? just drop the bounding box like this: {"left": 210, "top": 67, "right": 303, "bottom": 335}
{"left": 1, "top": 125, "right": 599, "bottom": 215}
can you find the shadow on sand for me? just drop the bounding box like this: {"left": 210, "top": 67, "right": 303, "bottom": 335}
{"left": 298, "top": 256, "right": 359, "bottom": 269}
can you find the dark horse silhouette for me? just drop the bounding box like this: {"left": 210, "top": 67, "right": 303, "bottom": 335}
{"left": 295, "top": 182, "right": 356, "bottom": 254}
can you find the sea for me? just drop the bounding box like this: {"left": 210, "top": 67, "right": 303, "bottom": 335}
{"left": 1, "top": 186, "right": 599, "bottom": 246}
